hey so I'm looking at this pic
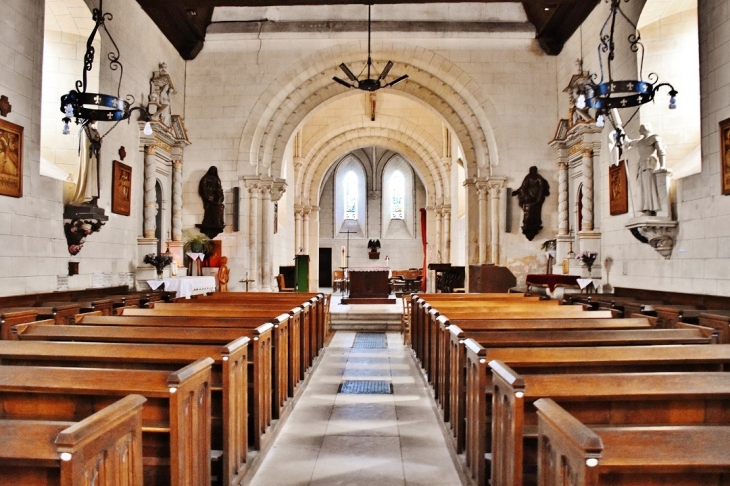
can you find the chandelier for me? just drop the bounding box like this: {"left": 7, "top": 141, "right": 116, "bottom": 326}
{"left": 577, "top": 0, "right": 677, "bottom": 133}
{"left": 60, "top": 0, "right": 149, "bottom": 136}
{"left": 333, "top": 5, "right": 408, "bottom": 92}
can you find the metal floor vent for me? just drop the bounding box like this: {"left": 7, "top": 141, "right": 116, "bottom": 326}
{"left": 339, "top": 380, "right": 393, "bottom": 394}
{"left": 353, "top": 332, "right": 387, "bottom": 349}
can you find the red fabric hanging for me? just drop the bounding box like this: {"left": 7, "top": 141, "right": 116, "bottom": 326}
{"left": 420, "top": 208, "right": 427, "bottom": 292}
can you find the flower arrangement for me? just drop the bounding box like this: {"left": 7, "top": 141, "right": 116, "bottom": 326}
{"left": 144, "top": 253, "right": 174, "bottom": 277}
{"left": 576, "top": 250, "right": 598, "bottom": 271}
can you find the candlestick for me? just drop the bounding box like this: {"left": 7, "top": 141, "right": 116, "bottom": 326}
{"left": 341, "top": 246, "right": 346, "bottom": 268}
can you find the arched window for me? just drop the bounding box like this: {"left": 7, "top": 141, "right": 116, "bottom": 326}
{"left": 390, "top": 171, "right": 404, "bottom": 219}
{"left": 344, "top": 171, "right": 358, "bottom": 220}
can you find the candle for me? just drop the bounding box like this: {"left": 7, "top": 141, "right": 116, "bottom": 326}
{"left": 341, "top": 246, "right": 346, "bottom": 268}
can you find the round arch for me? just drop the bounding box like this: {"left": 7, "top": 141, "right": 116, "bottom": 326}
{"left": 237, "top": 41, "right": 504, "bottom": 181}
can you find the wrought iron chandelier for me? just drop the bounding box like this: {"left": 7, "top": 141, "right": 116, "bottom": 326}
{"left": 577, "top": 0, "right": 678, "bottom": 133}
{"left": 60, "top": 0, "right": 149, "bottom": 136}
{"left": 333, "top": 5, "right": 408, "bottom": 92}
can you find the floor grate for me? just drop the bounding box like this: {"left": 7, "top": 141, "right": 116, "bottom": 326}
{"left": 353, "top": 332, "right": 387, "bottom": 348}
{"left": 339, "top": 380, "right": 393, "bottom": 394}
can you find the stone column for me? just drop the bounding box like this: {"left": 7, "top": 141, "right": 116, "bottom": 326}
{"left": 247, "top": 182, "right": 260, "bottom": 290}
{"left": 557, "top": 159, "right": 569, "bottom": 236}
{"left": 435, "top": 206, "right": 443, "bottom": 262}
{"left": 171, "top": 159, "right": 183, "bottom": 242}
{"left": 475, "top": 179, "right": 489, "bottom": 264}
{"left": 143, "top": 144, "right": 157, "bottom": 239}
{"left": 302, "top": 207, "right": 311, "bottom": 255}
{"left": 261, "top": 183, "right": 273, "bottom": 292}
{"left": 463, "top": 178, "right": 479, "bottom": 265}
{"left": 487, "top": 178, "right": 506, "bottom": 264}
{"left": 581, "top": 146, "right": 594, "bottom": 231}
{"left": 294, "top": 205, "right": 303, "bottom": 253}
{"left": 442, "top": 205, "right": 451, "bottom": 263}
{"left": 308, "top": 206, "right": 320, "bottom": 289}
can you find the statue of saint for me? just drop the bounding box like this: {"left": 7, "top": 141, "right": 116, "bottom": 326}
{"left": 70, "top": 123, "right": 101, "bottom": 205}
{"left": 217, "top": 256, "right": 230, "bottom": 292}
{"left": 624, "top": 123, "right": 666, "bottom": 214}
{"left": 198, "top": 166, "right": 225, "bottom": 238}
{"left": 512, "top": 166, "right": 550, "bottom": 241}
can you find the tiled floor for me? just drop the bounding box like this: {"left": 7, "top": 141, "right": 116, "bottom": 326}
{"left": 246, "top": 331, "right": 464, "bottom": 486}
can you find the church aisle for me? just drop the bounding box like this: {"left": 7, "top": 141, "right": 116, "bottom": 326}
{"left": 246, "top": 331, "right": 464, "bottom": 486}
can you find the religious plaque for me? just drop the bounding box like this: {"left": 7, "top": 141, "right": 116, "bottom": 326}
{"left": 609, "top": 160, "right": 629, "bottom": 215}
{"left": 720, "top": 118, "right": 730, "bottom": 195}
{"left": 0, "top": 118, "right": 23, "bottom": 198}
{"left": 112, "top": 160, "right": 132, "bottom": 215}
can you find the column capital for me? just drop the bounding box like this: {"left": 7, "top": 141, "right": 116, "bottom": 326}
{"left": 144, "top": 144, "right": 156, "bottom": 156}
{"left": 486, "top": 176, "right": 507, "bottom": 193}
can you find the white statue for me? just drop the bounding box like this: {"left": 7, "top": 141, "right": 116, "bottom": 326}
{"left": 624, "top": 123, "right": 666, "bottom": 214}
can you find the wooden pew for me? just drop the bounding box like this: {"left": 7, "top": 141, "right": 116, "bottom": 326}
{"left": 127, "top": 301, "right": 320, "bottom": 377}
{"left": 535, "top": 398, "right": 730, "bottom": 486}
{"left": 191, "top": 293, "right": 329, "bottom": 359}
{"left": 155, "top": 295, "right": 326, "bottom": 361}
{"left": 0, "top": 359, "right": 213, "bottom": 486}
{"left": 41, "top": 299, "right": 114, "bottom": 316}
{"left": 0, "top": 339, "right": 250, "bottom": 486}
{"left": 88, "top": 311, "right": 295, "bottom": 413}
{"left": 0, "top": 394, "right": 146, "bottom": 486}
{"left": 447, "top": 325, "right": 712, "bottom": 461}
{"left": 462, "top": 341, "right": 729, "bottom": 485}
{"left": 410, "top": 294, "right": 542, "bottom": 360}
{"left": 0, "top": 304, "right": 82, "bottom": 339}
{"left": 414, "top": 297, "right": 611, "bottom": 381}
{"left": 489, "top": 364, "right": 730, "bottom": 486}
{"left": 426, "top": 312, "right": 631, "bottom": 419}
{"left": 14, "top": 322, "right": 274, "bottom": 454}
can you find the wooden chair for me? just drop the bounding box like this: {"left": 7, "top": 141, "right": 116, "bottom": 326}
{"left": 333, "top": 270, "right": 346, "bottom": 293}
{"left": 401, "top": 294, "right": 412, "bottom": 345}
{"left": 276, "top": 274, "right": 294, "bottom": 292}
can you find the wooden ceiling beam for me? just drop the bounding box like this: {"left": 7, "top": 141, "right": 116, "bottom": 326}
{"left": 136, "top": 0, "right": 599, "bottom": 59}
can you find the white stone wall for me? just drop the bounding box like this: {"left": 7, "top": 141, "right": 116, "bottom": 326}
{"left": 0, "top": 0, "right": 184, "bottom": 296}
{"left": 558, "top": 0, "right": 730, "bottom": 296}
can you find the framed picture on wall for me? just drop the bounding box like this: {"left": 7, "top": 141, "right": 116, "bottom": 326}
{"left": 721, "top": 118, "right": 730, "bottom": 195}
{"left": 0, "top": 118, "right": 23, "bottom": 198}
{"left": 609, "top": 160, "right": 629, "bottom": 215}
{"left": 111, "top": 160, "right": 132, "bottom": 215}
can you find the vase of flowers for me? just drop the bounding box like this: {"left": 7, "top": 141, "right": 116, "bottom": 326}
{"left": 576, "top": 250, "right": 598, "bottom": 276}
{"left": 144, "top": 253, "right": 174, "bottom": 279}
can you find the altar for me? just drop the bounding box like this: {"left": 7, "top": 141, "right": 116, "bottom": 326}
{"left": 342, "top": 267, "right": 394, "bottom": 304}
{"left": 146, "top": 276, "right": 217, "bottom": 299}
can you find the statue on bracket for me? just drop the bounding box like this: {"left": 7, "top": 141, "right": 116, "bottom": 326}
{"left": 196, "top": 166, "right": 225, "bottom": 239}
{"left": 624, "top": 123, "right": 667, "bottom": 215}
{"left": 512, "top": 166, "right": 550, "bottom": 241}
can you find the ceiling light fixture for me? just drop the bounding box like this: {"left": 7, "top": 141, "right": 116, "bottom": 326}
{"left": 333, "top": 5, "right": 408, "bottom": 92}
{"left": 60, "top": 0, "right": 147, "bottom": 137}
{"left": 583, "top": 0, "right": 677, "bottom": 135}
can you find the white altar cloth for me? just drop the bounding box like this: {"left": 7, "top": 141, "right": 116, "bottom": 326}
{"left": 147, "top": 276, "right": 217, "bottom": 299}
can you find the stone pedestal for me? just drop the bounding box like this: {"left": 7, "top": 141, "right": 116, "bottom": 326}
{"left": 626, "top": 216, "right": 679, "bottom": 259}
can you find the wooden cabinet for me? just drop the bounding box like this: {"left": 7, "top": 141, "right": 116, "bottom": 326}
{"left": 349, "top": 270, "right": 390, "bottom": 298}
{"left": 468, "top": 264, "right": 516, "bottom": 293}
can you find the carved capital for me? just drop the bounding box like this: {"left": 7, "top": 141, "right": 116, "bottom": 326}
{"left": 270, "top": 178, "right": 287, "bottom": 202}
{"left": 144, "top": 144, "right": 156, "bottom": 156}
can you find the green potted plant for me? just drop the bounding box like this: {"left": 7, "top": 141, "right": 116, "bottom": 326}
{"left": 183, "top": 231, "right": 213, "bottom": 276}
{"left": 183, "top": 231, "right": 213, "bottom": 255}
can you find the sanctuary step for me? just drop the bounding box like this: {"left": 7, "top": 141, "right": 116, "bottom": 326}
{"left": 330, "top": 304, "right": 403, "bottom": 332}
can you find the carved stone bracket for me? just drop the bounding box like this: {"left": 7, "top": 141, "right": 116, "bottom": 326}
{"left": 63, "top": 204, "right": 108, "bottom": 255}
{"left": 625, "top": 216, "right": 679, "bottom": 259}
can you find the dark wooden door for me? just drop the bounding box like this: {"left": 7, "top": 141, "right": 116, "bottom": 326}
{"left": 319, "top": 248, "right": 332, "bottom": 287}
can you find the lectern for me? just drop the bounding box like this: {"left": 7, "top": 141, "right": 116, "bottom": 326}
{"left": 294, "top": 255, "right": 309, "bottom": 292}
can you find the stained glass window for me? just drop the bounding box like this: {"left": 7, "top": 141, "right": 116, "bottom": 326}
{"left": 344, "top": 171, "right": 357, "bottom": 220}
{"left": 390, "top": 171, "right": 404, "bottom": 219}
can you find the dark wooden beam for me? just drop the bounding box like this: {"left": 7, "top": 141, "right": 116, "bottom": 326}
{"left": 135, "top": 0, "right": 599, "bottom": 59}
{"left": 523, "top": 0, "right": 600, "bottom": 55}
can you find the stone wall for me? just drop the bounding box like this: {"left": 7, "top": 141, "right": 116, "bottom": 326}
{"left": 0, "top": 0, "right": 184, "bottom": 296}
